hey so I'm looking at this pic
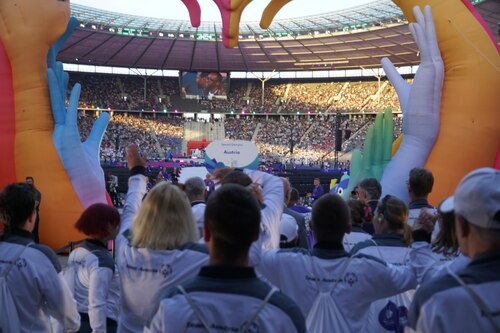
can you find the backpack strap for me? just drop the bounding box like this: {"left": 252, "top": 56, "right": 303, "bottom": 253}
{"left": 447, "top": 267, "right": 500, "bottom": 333}
{"left": 178, "top": 285, "right": 278, "bottom": 333}
{"left": 1, "top": 242, "right": 34, "bottom": 279}
{"left": 178, "top": 285, "right": 212, "bottom": 333}
{"left": 240, "top": 287, "right": 277, "bottom": 333}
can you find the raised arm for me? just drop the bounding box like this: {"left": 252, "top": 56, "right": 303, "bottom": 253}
{"left": 116, "top": 144, "right": 147, "bottom": 252}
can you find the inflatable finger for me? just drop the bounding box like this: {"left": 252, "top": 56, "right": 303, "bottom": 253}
{"left": 213, "top": 0, "right": 252, "bottom": 48}
{"left": 181, "top": 0, "right": 201, "bottom": 28}
{"left": 260, "top": 0, "right": 292, "bottom": 29}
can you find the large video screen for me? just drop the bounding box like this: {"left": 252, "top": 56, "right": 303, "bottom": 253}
{"left": 180, "top": 71, "right": 230, "bottom": 98}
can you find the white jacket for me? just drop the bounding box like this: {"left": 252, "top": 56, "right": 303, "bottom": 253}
{"left": 65, "top": 239, "right": 120, "bottom": 332}
{"left": 0, "top": 230, "right": 80, "bottom": 333}
{"left": 254, "top": 242, "right": 417, "bottom": 333}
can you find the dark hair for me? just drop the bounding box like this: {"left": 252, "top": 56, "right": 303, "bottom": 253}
{"left": 220, "top": 171, "right": 252, "bottom": 187}
{"left": 290, "top": 188, "right": 300, "bottom": 203}
{"left": 74, "top": 203, "right": 120, "bottom": 238}
{"left": 358, "top": 178, "right": 382, "bottom": 200}
{"left": 409, "top": 168, "right": 434, "bottom": 197}
{"left": 311, "top": 194, "right": 350, "bottom": 242}
{"left": 205, "top": 184, "right": 261, "bottom": 263}
{"left": 432, "top": 201, "right": 459, "bottom": 256}
{"left": 376, "top": 195, "right": 411, "bottom": 244}
{"left": 347, "top": 199, "right": 365, "bottom": 227}
{"left": 0, "top": 183, "right": 36, "bottom": 231}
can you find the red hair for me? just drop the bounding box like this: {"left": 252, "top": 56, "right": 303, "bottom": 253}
{"left": 75, "top": 203, "right": 120, "bottom": 238}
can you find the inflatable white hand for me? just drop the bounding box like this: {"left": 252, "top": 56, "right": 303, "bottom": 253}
{"left": 47, "top": 61, "right": 110, "bottom": 207}
{"left": 380, "top": 5, "right": 444, "bottom": 202}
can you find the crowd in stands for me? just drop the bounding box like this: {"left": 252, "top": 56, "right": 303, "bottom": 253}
{"left": 79, "top": 113, "right": 184, "bottom": 162}
{"left": 76, "top": 111, "right": 403, "bottom": 168}
{"left": 69, "top": 73, "right": 405, "bottom": 115}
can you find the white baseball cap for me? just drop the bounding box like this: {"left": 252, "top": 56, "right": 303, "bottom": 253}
{"left": 440, "top": 168, "right": 500, "bottom": 229}
{"left": 280, "top": 214, "right": 298, "bottom": 242}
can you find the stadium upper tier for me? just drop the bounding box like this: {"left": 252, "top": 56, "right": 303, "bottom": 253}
{"left": 61, "top": 0, "right": 419, "bottom": 71}
{"left": 59, "top": 0, "right": 496, "bottom": 72}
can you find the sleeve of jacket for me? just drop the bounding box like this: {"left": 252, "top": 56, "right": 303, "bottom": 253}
{"left": 358, "top": 256, "right": 418, "bottom": 303}
{"left": 116, "top": 173, "right": 147, "bottom": 253}
{"left": 39, "top": 266, "right": 80, "bottom": 332}
{"left": 409, "top": 242, "right": 470, "bottom": 284}
{"left": 144, "top": 301, "right": 166, "bottom": 333}
{"left": 253, "top": 248, "right": 283, "bottom": 287}
{"left": 245, "top": 170, "right": 284, "bottom": 249}
{"left": 88, "top": 265, "right": 114, "bottom": 333}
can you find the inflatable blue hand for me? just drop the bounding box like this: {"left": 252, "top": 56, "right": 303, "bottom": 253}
{"left": 47, "top": 60, "right": 110, "bottom": 207}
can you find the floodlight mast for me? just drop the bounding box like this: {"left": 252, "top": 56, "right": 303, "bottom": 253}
{"left": 361, "top": 66, "right": 382, "bottom": 103}
{"left": 130, "top": 68, "right": 159, "bottom": 104}
{"left": 251, "top": 69, "right": 277, "bottom": 108}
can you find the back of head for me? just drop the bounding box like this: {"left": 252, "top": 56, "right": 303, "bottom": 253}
{"left": 409, "top": 167, "right": 434, "bottom": 198}
{"left": 132, "top": 182, "right": 197, "bottom": 250}
{"left": 75, "top": 203, "right": 120, "bottom": 239}
{"left": 220, "top": 170, "right": 252, "bottom": 187}
{"left": 205, "top": 184, "right": 261, "bottom": 261}
{"left": 375, "top": 195, "right": 409, "bottom": 232}
{"left": 290, "top": 188, "right": 300, "bottom": 205}
{"left": 0, "top": 183, "right": 36, "bottom": 232}
{"left": 448, "top": 168, "right": 500, "bottom": 251}
{"left": 347, "top": 199, "right": 365, "bottom": 227}
{"left": 311, "top": 194, "right": 350, "bottom": 242}
{"left": 358, "top": 178, "right": 382, "bottom": 200}
{"left": 184, "top": 177, "right": 206, "bottom": 201}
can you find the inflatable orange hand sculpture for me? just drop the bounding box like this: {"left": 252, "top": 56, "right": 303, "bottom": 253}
{"left": 393, "top": 0, "right": 499, "bottom": 203}
{"left": 0, "top": 1, "right": 109, "bottom": 248}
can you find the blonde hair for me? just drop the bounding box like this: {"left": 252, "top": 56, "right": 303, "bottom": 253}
{"left": 132, "top": 182, "right": 197, "bottom": 250}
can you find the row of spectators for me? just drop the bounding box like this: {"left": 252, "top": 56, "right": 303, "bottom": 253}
{"left": 69, "top": 72, "right": 410, "bottom": 114}
{"left": 77, "top": 112, "right": 401, "bottom": 166}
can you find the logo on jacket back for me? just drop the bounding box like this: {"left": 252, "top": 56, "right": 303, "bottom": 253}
{"left": 344, "top": 272, "right": 358, "bottom": 287}
{"left": 378, "top": 301, "right": 408, "bottom": 333}
{"left": 160, "top": 264, "right": 173, "bottom": 278}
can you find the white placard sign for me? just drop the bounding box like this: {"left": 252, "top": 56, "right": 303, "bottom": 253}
{"left": 204, "top": 140, "right": 259, "bottom": 170}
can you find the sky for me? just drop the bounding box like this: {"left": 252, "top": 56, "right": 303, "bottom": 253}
{"left": 72, "top": 0, "right": 376, "bottom": 22}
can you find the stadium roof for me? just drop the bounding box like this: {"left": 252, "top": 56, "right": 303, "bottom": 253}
{"left": 58, "top": 0, "right": 499, "bottom": 72}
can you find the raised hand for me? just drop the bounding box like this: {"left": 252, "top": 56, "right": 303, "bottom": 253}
{"left": 379, "top": 6, "right": 443, "bottom": 202}
{"left": 47, "top": 61, "right": 110, "bottom": 207}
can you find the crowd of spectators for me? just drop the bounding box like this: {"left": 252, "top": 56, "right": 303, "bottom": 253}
{"left": 70, "top": 73, "right": 406, "bottom": 115}
{"left": 76, "top": 110, "right": 404, "bottom": 168}
{"left": 78, "top": 112, "right": 184, "bottom": 162}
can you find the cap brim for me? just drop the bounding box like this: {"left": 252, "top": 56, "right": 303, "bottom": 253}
{"left": 439, "top": 196, "right": 455, "bottom": 214}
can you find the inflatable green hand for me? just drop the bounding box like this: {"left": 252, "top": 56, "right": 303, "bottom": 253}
{"left": 343, "top": 109, "right": 394, "bottom": 199}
